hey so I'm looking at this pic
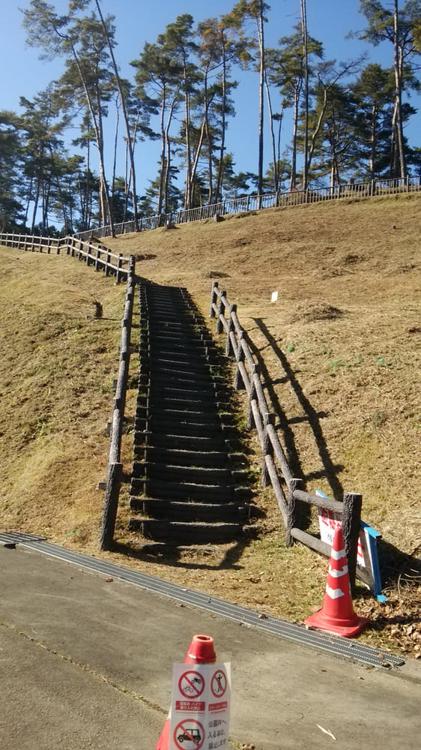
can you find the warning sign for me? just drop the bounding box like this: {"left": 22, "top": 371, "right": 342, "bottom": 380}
{"left": 315, "top": 489, "right": 386, "bottom": 601}
{"left": 170, "top": 663, "right": 231, "bottom": 750}
{"left": 211, "top": 670, "right": 227, "bottom": 698}
{"left": 173, "top": 719, "right": 205, "bottom": 750}
{"left": 178, "top": 670, "right": 205, "bottom": 699}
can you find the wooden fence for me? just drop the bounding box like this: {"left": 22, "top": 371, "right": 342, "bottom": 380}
{"left": 0, "top": 232, "right": 131, "bottom": 283}
{"left": 99, "top": 258, "right": 136, "bottom": 550}
{"left": 75, "top": 175, "right": 421, "bottom": 240}
{"left": 210, "top": 281, "right": 370, "bottom": 590}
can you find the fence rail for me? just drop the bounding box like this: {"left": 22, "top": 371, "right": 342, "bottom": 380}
{"left": 75, "top": 175, "right": 421, "bottom": 240}
{"left": 210, "top": 281, "right": 370, "bottom": 590}
{"left": 0, "top": 232, "right": 132, "bottom": 282}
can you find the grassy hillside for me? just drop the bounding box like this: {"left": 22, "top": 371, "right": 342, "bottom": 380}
{"left": 1, "top": 193, "right": 419, "bottom": 655}
{"left": 0, "top": 249, "right": 125, "bottom": 543}
{"left": 109, "top": 193, "right": 420, "bottom": 553}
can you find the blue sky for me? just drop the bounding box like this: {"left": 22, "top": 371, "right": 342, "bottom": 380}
{"left": 1, "top": 1, "right": 420, "bottom": 197}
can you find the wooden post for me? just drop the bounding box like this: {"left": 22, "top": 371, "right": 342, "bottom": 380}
{"left": 225, "top": 304, "right": 236, "bottom": 356}
{"left": 116, "top": 253, "right": 123, "bottom": 284}
{"left": 216, "top": 290, "right": 226, "bottom": 334}
{"left": 247, "top": 365, "right": 258, "bottom": 428}
{"left": 95, "top": 247, "right": 100, "bottom": 271}
{"left": 99, "top": 462, "right": 123, "bottom": 550}
{"left": 128, "top": 255, "right": 136, "bottom": 279}
{"left": 342, "top": 492, "right": 362, "bottom": 591}
{"left": 234, "top": 332, "right": 246, "bottom": 390}
{"left": 286, "top": 478, "right": 301, "bottom": 546}
{"left": 209, "top": 281, "right": 219, "bottom": 318}
{"left": 261, "top": 412, "right": 275, "bottom": 487}
{"left": 105, "top": 250, "right": 111, "bottom": 277}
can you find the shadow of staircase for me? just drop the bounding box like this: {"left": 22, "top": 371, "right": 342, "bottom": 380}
{"left": 129, "top": 282, "right": 251, "bottom": 546}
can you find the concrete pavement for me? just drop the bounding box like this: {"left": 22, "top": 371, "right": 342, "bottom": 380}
{"left": 0, "top": 544, "right": 419, "bottom": 749}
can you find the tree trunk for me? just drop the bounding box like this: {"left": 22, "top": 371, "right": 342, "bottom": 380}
{"left": 71, "top": 44, "right": 114, "bottom": 234}
{"left": 31, "top": 177, "right": 40, "bottom": 232}
{"left": 164, "top": 95, "right": 178, "bottom": 213}
{"left": 94, "top": 0, "right": 139, "bottom": 229}
{"left": 158, "top": 91, "right": 167, "bottom": 216}
{"left": 190, "top": 117, "right": 207, "bottom": 199}
{"left": 369, "top": 104, "right": 377, "bottom": 179}
{"left": 112, "top": 96, "right": 120, "bottom": 198}
{"left": 203, "top": 69, "right": 214, "bottom": 204}
{"left": 257, "top": 3, "right": 265, "bottom": 204}
{"left": 264, "top": 71, "right": 278, "bottom": 191}
{"left": 215, "top": 40, "right": 227, "bottom": 203}
{"left": 393, "top": 0, "right": 406, "bottom": 178}
{"left": 290, "top": 88, "right": 300, "bottom": 190}
{"left": 184, "top": 81, "right": 192, "bottom": 209}
{"left": 307, "top": 87, "right": 328, "bottom": 177}
{"left": 301, "top": 0, "right": 309, "bottom": 189}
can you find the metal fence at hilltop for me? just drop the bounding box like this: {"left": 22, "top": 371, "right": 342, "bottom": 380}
{"left": 75, "top": 175, "right": 421, "bottom": 240}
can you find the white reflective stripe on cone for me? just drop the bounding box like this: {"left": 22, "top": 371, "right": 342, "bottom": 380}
{"left": 326, "top": 584, "right": 345, "bottom": 600}
{"left": 330, "top": 548, "right": 347, "bottom": 561}
{"left": 328, "top": 565, "right": 349, "bottom": 578}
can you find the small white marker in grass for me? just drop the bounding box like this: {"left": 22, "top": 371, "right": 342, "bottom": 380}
{"left": 271, "top": 290, "right": 279, "bottom": 303}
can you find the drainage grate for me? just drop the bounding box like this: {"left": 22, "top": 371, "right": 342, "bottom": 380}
{"left": 0, "top": 533, "right": 404, "bottom": 669}
{"left": 0, "top": 531, "right": 46, "bottom": 545}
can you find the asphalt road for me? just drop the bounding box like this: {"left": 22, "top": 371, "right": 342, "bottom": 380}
{"left": 0, "top": 544, "right": 420, "bottom": 749}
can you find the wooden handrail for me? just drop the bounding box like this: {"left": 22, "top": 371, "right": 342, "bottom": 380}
{"left": 100, "top": 257, "right": 136, "bottom": 550}
{"left": 210, "top": 279, "right": 365, "bottom": 589}
{"left": 0, "top": 232, "right": 132, "bottom": 280}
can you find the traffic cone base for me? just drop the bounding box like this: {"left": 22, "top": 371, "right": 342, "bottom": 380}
{"left": 305, "top": 608, "right": 367, "bottom": 638}
{"left": 304, "top": 527, "right": 368, "bottom": 638}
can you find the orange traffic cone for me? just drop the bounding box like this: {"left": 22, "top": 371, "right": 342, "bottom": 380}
{"left": 305, "top": 527, "right": 367, "bottom": 638}
{"left": 156, "top": 634, "right": 216, "bottom": 749}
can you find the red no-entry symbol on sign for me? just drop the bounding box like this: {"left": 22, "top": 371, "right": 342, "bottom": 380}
{"left": 211, "top": 669, "right": 227, "bottom": 698}
{"left": 178, "top": 670, "right": 205, "bottom": 699}
{"left": 173, "top": 719, "right": 205, "bottom": 749}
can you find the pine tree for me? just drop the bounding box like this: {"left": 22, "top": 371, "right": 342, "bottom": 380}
{"left": 352, "top": 64, "right": 395, "bottom": 178}
{"left": 267, "top": 27, "right": 323, "bottom": 190}
{"left": 227, "top": 1, "right": 271, "bottom": 201}
{"left": 357, "top": 0, "right": 421, "bottom": 178}
{"left": 132, "top": 40, "right": 181, "bottom": 215}
{"left": 23, "top": 0, "right": 115, "bottom": 232}
{"left": 0, "top": 111, "right": 24, "bottom": 230}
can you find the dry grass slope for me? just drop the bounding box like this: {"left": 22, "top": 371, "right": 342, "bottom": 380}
{"left": 1, "top": 193, "right": 420, "bottom": 655}
{"left": 0, "top": 249, "right": 125, "bottom": 543}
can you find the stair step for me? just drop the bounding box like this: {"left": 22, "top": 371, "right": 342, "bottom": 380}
{"left": 151, "top": 358, "right": 216, "bottom": 374}
{"left": 139, "top": 382, "right": 222, "bottom": 399}
{"left": 136, "top": 407, "right": 223, "bottom": 425}
{"left": 134, "top": 418, "right": 232, "bottom": 437}
{"left": 134, "top": 432, "right": 227, "bottom": 451}
{"left": 137, "top": 396, "right": 229, "bottom": 410}
{"left": 129, "top": 518, "right": 243, "bottom": 544}
{"left": 131, "top": 477, "right": 250, "bottom": 502}
{"left": 137, "top": 447, "right": 229, "bottom": 467}
{"left": 140, "top": 367, "right": 225, "bottom": 386}
{"left": 132, "top": 462, "right": 241, "bottom": 483}
{"left": 140, "top": 337, "right": 215, "bottom": 354}
{"left": 130, "top": 498, "right": 247, "bottom": 522}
